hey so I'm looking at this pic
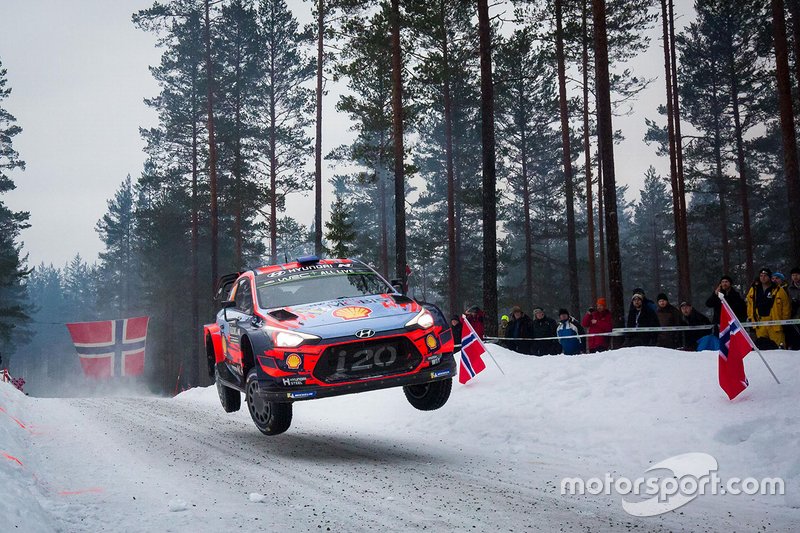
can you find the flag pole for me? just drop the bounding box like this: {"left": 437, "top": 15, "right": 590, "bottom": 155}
{"left": 719, "top": 293, "right": 780, "bottom": 385}
{"left": 461, "top": 314, "right": 505, "bottom": 375}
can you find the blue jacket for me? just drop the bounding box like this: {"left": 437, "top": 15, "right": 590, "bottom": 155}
{"left": 557, "top": 317, "right": 584, "bottom": 355}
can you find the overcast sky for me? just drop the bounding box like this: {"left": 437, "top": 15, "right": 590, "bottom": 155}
{"left": 0, "top": 0, "right": 686, "bottom": 268}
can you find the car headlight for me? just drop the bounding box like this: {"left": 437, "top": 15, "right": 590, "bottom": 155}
{"left": 264, "top": 326, "right": 320, "bottom": 348}
{"left": 405, "top": 309, "right": 435, "bottom": 330}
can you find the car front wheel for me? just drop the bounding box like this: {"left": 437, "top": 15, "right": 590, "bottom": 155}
{"left": 403, "top": 378, "right": 452, "bottom": 411}
{"left": 245, "top": 368, "right": 292, "bottom": 435}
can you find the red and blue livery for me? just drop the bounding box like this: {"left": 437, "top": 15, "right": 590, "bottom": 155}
{"left": 204, "top": 257, "right": 455, "bottom": 435}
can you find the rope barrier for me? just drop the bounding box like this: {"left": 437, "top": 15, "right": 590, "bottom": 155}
{"left": 482, "top": 318, "right": 800, "bottom": 343}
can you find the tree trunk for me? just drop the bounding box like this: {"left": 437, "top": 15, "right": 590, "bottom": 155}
{"left": 390, "top": 0, "right": 407, "bottom": 289}
{"left": 269, "top": 55, "right": 278, "bottom": 264}
{"left": 668, "top": 0, "right": 691, "bottom": 303}
{"left": 234, "top": 42, "right": 243, "bottom": 270}
{"left": 592, "top": 0, "right": 625, "bottom": 331}
{"left": 787, "top": 0, "right": 800, "bottom": 99}
{"left": 772, "top": 0, "right": 800, "bottom": 260}
{"left": 730, "top": 69, "right": 754, "bottom": 282}
{"left": 440, "top": 0, "right": 458, "bottom": 317}
{"left": 582, "top": 0, "right": 597, "bottom": 304}
{"left": 713, "top": 106, "right": 731, "bottom": 274}
{"left": 378, "top": 131, "right": 389, "bottom": 279}
{"left": 314, "top": 0, "right": 324, "bottom": 256}
{"left": 477, "top": 0, "right": 498, "bottom": 336}
{"left": 191, "top": 64, "right": 200, "bottom": 386}
{"left": 661, "top": 0, "right": 687, "bottom": 302}
{"left": 204, "top": 0, "right": 219, "bottom": 295}
{"left": 556, "top": 0, "right": 580, "bottom": 314}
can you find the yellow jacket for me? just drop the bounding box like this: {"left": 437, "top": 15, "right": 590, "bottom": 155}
{"left": 746, "top": 283, "right": 792, "bottom": 322}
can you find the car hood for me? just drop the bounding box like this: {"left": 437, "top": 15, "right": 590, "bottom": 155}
{"left": 263, "top": 294, "right": 421, "bottom": 338}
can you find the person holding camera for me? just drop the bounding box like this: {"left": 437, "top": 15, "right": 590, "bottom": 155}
{"left": 581, "top": 298, "right": 613, "bottom": 353}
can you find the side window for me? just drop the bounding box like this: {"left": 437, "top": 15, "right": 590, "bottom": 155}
{"left": 234, "top": 279, "right": 254, "bottom": 315}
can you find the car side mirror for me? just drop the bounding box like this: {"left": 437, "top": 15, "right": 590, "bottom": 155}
{"left": 222, "top": 300, "right": 235, "bottom": 321}
{"left": 390, "top": 278, "right": 404, "bottom": 295}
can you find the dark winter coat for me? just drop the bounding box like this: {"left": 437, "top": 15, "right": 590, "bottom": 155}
{"left": 680, "top": 309, "right": 711, "bottom": 351}
{"left": 531, "top": 316, "right": 559, "bottom": 356}
{"left": 506, "top": 313, "right": 534, "bottom": 355}
{"left": 557, "top": 317, "right": 584, "bottom": 355}
{"left": 624, "top": 304, "right": 659, "bottom": 347}
{"left": 450, "top": 318, "right": 463, "bottom": 347}
{"left": 787, "top": 281, "right": 800, "bottom": 319}
{"left": 705, "top": 288, "right": 746, "bottom": 327}
{"left": 655, "top": 303, "right": 683, "bottom": 349}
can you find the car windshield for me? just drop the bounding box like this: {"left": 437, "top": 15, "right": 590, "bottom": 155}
{"left": 255, "top": 268, "right": 393, "bottom": 309}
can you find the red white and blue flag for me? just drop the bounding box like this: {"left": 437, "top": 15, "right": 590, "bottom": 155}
{"left": 718, "top": 296, "right": 752, "bottom": 400}
{"left": 66, "top": 317, "right": 149, "bottom": 379}
{"left": 458, "top": 315, "right": 487, "bottom": 384}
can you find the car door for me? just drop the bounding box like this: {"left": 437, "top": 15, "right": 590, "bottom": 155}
{"left": 222, "top": 278, "right": 256, "bottom": 373}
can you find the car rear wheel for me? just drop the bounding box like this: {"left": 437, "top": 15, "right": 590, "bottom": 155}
{"left": 403, "top": 378, "right": 452, "bottom": 411}
{"left": 216, "top": 369, "right": 241, "bottom": 413}
{"left": 245, "top": 368, "right": 292, "bottom": 435}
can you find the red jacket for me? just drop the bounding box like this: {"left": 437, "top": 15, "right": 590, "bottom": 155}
{"left": 581, "top": 309, "right": 613, "bottom": 351}
{"left": 466, "top": 309, "right": 486, "bottom": 339}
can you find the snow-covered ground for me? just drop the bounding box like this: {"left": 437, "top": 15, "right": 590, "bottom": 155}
{"left": 1, "top": 346, "right": 799, "bottom": 532}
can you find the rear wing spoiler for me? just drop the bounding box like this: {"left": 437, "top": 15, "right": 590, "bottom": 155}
{"left": 213, "top": 271, "right": 245, "bottom": 310}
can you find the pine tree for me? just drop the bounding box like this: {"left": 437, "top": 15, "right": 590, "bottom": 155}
{"left": 96, "top": 175, "right": 141, "bottom": 317}
{"left": 0, "top": 58, "right": 31, "bottom": 352}
{"left": 325, "top": 195, "right": 357, "bottom": 258}
{"left": 255, "top": 0, "right": 315, "bottom": 263}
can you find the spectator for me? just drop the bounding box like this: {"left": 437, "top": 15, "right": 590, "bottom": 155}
{"left": 631, "top": 288, "right": 658, "bottom": 314}
{"left": 746, "top": 268, "right": 792, "bottom": 348}
{"left": 531, "top": 307, "right": 559, "bottom": 356}
{"left": 450, "top": 316, "right": 463, "bottom": 346}
{"left": 679, "top": 302, "right": 711, "bottom": 351}
{"left": 465, "top": 305, "right": 486, "bottom": 339}
{"left": 705, "top": 275, "right": 747, "bottom": 327}
{"left": 655, "top": 293, "right": 682, "bottom": 349}
{"left": 772, "top": 272, "right": 787, "bottom": 288}
{"left": 556, "top": 308, "right": 584, "bottom": 355}
{"left": 624, "top": 293, "right": 659, "bottom": 347}
{"left": 787, "top": 267, "right": 800, "bottom": 349}
{"left": 582, "top": 298, "right": 613, "bottom": 353}
{"left": 499, "top": 314, "right": 510, "bottom": 339}
{"left": 506, "top": 306, "right": 534, "bottom": 354}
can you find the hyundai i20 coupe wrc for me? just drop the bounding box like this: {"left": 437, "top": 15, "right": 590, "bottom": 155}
{"left": 204, "top": 257, "right": 456, "bottom": 435}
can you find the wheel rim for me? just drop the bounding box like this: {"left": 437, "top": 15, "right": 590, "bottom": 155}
{"left": 406, "top": 383, "right": 430, "bottom": 399}
{"left": 247, "top": 381, "right": 271, "bottom": 425}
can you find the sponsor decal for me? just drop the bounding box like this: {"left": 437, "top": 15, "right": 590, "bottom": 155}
{"left": 285, "top": 353, "right": 303, "bottom": 370}
{"left": 430, "top": 370, "right": 451, "bottom": 379}
{"left": 287, "top": 391, "right": 317, "bottom": 399}
{"left": 281, "top": 376, "right": 307, "bottom": 386}
{"left": 332, "top": 306, "right": 372, "bottom": 320}
{"left": 425, "top": 333, "right": 440, "bottom": 351}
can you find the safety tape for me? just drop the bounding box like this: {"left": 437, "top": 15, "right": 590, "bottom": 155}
{"left": 483, "top": 318, "right": 800, "bottom": 342}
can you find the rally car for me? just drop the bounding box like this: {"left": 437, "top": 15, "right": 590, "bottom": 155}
{"left": 204, "top": 257, "right": 456, "bottom": 435}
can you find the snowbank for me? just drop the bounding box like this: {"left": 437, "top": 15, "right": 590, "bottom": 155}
{"left": 2, "top": 345, "right": 798, "bottom": 530}
{"left": 0, "top": 381, "right": 57, "bottom": 532}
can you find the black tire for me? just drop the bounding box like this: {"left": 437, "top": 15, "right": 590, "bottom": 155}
{"left": 403, "top": 378, "right": 452, "bottom": 411}
{"left": 245, "top": 368, "right": 292, "bottom": 435}
{"left": 216, "top": 369, "right": 241, "bottom": 413}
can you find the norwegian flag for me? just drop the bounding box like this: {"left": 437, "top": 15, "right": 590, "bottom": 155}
{"left": 66, "top": 317, "right": 149, "bottom": 379}
{"left": 458, "top": 315, "right": 488, "bottom": 384}
{"left": 718, "top": 296, "right": 752, "bottom": 400}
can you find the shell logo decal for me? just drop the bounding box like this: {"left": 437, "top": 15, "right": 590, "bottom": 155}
{"left": 332, "top": 306, "right": 372, "bottom": 320}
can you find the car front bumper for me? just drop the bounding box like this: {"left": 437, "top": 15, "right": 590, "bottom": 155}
{"left": 254, "top": 353, "right": 457, "bottom": 402}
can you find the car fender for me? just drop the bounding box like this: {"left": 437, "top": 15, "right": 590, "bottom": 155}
{"left": 204, "top": 323, "right": 224, "bottom": 364}
{"left": 241, "top": 326, "right": 275, "bottom": 377}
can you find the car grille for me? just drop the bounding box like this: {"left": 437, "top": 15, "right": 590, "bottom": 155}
{"left": 313, "top": 337, "right": 422, "bottom": 384}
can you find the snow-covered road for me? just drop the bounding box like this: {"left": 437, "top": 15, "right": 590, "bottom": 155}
{"left": 3, "top": 346, "right": 799, "bottom": 531}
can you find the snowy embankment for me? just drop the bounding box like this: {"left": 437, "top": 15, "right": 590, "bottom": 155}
{"left": 1, "top": 346, "right": 799, "bottom": 531}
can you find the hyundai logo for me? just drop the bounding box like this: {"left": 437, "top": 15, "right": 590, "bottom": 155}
{"left": 355, "top": 329, "right": 376, "bottom": 339}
